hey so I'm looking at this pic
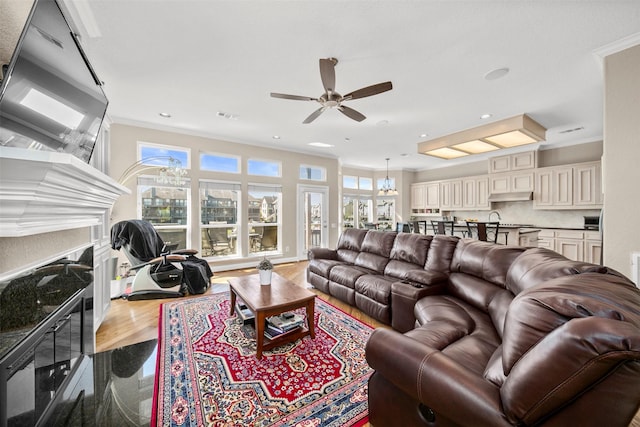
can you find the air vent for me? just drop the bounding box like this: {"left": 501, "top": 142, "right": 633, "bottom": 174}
{"left": 558, "top": 126, "right": 584, "bottom": 134}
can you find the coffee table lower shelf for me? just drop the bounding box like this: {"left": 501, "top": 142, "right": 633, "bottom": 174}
{"left": 262, "top": 325, "right": 309, "bottom": 351}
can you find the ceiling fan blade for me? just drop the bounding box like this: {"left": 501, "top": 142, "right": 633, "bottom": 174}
{"left": 344, "top": 81, "right": 393, "bottom": 100}
{"left": 271, "top": 92, "right": 317, "bottom": 101}
{"left": 338, "top": 105, "right": 366, "bottom": 122}
{"left": 303, "top": 106, "right": 327, "bottom": 124}
{"left": 319, "top": 58, "right": 336, "bottom": 93}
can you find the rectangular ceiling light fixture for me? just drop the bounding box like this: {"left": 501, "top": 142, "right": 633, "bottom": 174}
{"left": 418, "top": 114, "right": 546, "bottom": 160}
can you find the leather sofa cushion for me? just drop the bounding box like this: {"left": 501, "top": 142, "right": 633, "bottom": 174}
{"left": 355, "top": 274, "right": 395, "bottom": 304}
{"left": 424, "top": 235, "right": 458, "bottom": 273}
{"left": 336, "top": 248, "right": 361, "bottom": 264}
{"left": 413, "top": 295, "right": 501, "bottom": 375}
{"left": 389, "top": 233, "right": 432, "bottom": 266}
{"left": 360, "top": 230, "right": 397, "bottom": 257}
{"left": 505, "top": 247, "right": 608, "bottom": 295}
{"left": 404, "top": 269, "right": 448, "bottom": 285}
{"left": 355, "top": 252, "right": 390, "bottom": 274}
{"left": 451, "top": 239, "right": 526, "bottom": 287}
{"left": 336, "top": 228, "right": 367, "bottom": 251}
{"left": 501, "top": 272, "right": 640, "bottom": 376}
{"left": 308, "top": 259, "right": 345, "bottom": 277}
{"left": 328, "top": 264, "right": 371, "bottom": 288}
{"left": 384, "top": 259, "right": 424, "bottom": 280}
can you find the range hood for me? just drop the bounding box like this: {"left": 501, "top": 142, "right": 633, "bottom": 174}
{"left": 488, "top": 191, "right": 533, "bottom": 202}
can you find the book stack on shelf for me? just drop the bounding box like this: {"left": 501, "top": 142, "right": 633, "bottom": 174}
{"left": 236, "top": 302, "right": 255, "bottom": 325}
{"left": 264, "top": 312, "right": 305, "bottom": 340}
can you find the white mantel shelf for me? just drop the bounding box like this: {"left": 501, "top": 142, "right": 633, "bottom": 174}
{"left": 0, "top": 147, "right": 130, "bottom": 237}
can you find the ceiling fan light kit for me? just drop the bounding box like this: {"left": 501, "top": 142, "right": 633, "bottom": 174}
{"left": 270, "top": 57, "right": 392, "bottom": 124}
{"left": 418, "top": 114, "right": 546, "bottom": 160}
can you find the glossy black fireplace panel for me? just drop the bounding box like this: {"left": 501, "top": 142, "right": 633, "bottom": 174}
{"left": 0, "top": 245, "right": 93, "bottom": 427}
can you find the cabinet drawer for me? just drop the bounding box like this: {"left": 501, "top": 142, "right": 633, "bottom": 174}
{"left": 585, "top": 231, "right": 601, "bottom": 240}
{"left": 538, "top": 229, "right": 555, "bottom": 238}
{"left": 556, "top": 230, "right": 584, "bottom": 239}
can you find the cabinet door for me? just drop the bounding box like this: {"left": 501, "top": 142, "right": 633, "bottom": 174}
{"left": 511, "top": 172, "right": 534, "bottom": 192}
{"left": 534, "top": 169, "right": 553, "bottom": 207}
{"left": 490, "top": 174, "right": 510, "bottom": 193}
{"left": 440, "top": 181, "right": 452, "bottom": 209}
{"left": 476, "top": 177, "right": 490, "bottom": 209}
{"left": 511, "top": 151, "right": 537, "bottom": 170}
{"left": 450, "top": 180, "right": 463, "bottom": 209}
{"left": 585, "top": 240, "right": 602, "bottom": 264}
{"left": 489, "top": 155, "right": 511, "bottom": 173}
{"left": 410, "top": 183, "right": 426, "bottom": 209}
{"left": 537, "top": 237, "right": 555, "bottom": 251}
{"left": 425, "top": 182, "right": 440, "bottom": 209}
{"left": 573, "top": 163, "right": 603, "bottom": 207}
{"left": 462, "top": 178, "right": 476, "bottom": 208}
{"left": 556, "top": 238, "right": 584, "bottom": 261}
{"left": 553, "top": 167, "right": 573, "bottom": 206}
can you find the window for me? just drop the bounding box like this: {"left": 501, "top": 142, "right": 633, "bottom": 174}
{"left": 359, "top": 177, "right": 373, "bottom": 190}
{"left": 343, "top": 196, "right": 374, "bottom": 230}
{"left": 248, "top": 159, "right": 281, "bottom": 177}
{"left": 139, "top": 142, "right": 190, "bottom": 169}
{"left": 343, "top": 175, "right": 358, "bottom": 189}
{"left": 376, "top": 198, "right": 395, "bottom": 231}
{"left": 299, "top": 165, "right": 326, "bottom": 181}
{"left": 358, "top": 198, "right": 374, "bottom": 228}
{"left": 342, "top": 196, "right": 354, "bottom": 230}
{"left": 200, "top": 153, "right": 240, "bottom": 173}
{"left": 200, "top": 181, "right": 240, "bottom": 257}
{"left": 138, "top": 176, "right": 190, "bottom": 249}
{"left": 247, "top": 184, "right": 281, "bottom": 254}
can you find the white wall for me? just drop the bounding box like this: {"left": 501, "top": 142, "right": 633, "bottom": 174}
{"left": 603, "top": 44, "right": 640, "bottom": 280}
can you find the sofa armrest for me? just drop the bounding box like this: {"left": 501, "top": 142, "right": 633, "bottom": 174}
{"left": 391, "top": 280, "right": 447, "bottom": 332}
{"left": 307, "top": 247, "right": 337, "bottom": 260}
{"left": 366, "top": 328, "right": 509, "bottom": 427}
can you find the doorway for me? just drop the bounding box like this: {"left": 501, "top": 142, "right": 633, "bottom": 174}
{"left": 297, "top": 185, "right": 329, "bottom": 259}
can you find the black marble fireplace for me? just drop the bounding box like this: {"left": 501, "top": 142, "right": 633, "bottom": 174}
{"left": 0, "top": 245, "right": 94, "bottom": 427}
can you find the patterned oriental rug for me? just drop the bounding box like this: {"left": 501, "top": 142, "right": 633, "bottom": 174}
{"left": 152, "top": 292, "right": 374, "bottom": 426}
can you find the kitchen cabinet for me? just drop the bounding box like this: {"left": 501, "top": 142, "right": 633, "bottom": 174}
{"left": 410, "top": 183, "right": 426, "bottom": 210}
{"left": 534, "top": 161, "right": 602, "bottom": 210}
{"left": 440, "top": 179, "right": 463, "bottom": 210}
{"left": 536, "top": 229, "right": 602, "bottom": 263}
{"left": 410, "top": 182, "right": 440, "bottom": 214}
{"left": 537, "top": 229, "right": 555, "bottom": 251}
{"left": 556, "top": 230, "right": 585, "bottom": 261}
{"left": 462, "top": 176, "right": 489, "bottom": 210}
{"left": 488, "top": 151, "right": 537, "bottom": 174}
{"left": 518, "top": 230, "right": 541, "bottom": 247}
{"left": 489, "top": 171, "right": 534, "bottom": 193}
{"left": 584, "top": 231, "right": 602, "bottom": 264}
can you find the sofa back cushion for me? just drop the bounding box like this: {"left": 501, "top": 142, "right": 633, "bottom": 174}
{"left": 354, "top": 230, "right": 396, "bottom": 273}
{"left": 448, "top": 240, "right": 525, "bottom": 306}
{"left": 499, "top": 273, "right": 640, "bottom": 424}
{"left": 505, "top": 247, "right": 609, "bottom": 295}
{"left": 424, "top": 235, "right": 459, "bottom": 273}
{"left": 384, "top": 234, "right": 432, "bottom": 278}
{"left": 335, "top": 228, "right": 368, "bottom": 264}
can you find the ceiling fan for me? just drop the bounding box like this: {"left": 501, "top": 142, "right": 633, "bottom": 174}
{"left": 270, "top": 58, "right": 393, "bottom": 124}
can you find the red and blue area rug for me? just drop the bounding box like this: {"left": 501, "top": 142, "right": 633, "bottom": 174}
{"left": 152, "top": 292, "right": 373, "bottom": 426}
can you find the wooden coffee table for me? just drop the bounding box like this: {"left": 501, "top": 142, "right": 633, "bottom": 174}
{"left": 228, "top": 272, "right": 316, "bottom": 359}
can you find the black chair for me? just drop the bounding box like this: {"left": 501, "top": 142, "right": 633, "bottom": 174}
{"left": 431, "top": 220, "right": 455, "bottom": 236}
{"left": 411, "top": 220, "right": 427, "bottom": 234}
{"left": 466, "top": 221, "right": 500, "bottom": 243}
{"left": 363, "top": 222, "right": 378, "bottom": 230}
{"left": 396, "top": 222, "right": 411, "bottom": 233}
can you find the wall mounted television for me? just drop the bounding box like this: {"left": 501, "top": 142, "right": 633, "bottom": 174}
{"left": 0, "top": 0, "right": 108, "bottom": 163}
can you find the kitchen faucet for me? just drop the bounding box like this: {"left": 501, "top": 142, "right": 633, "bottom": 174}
{"left": 488, "top": 210, "right": 502, "bottom": 222}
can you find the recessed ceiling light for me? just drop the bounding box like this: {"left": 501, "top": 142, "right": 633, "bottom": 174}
{"left": 344, "top": 137, "right": 350, "bottom": 143}
{"left": 376, "top": 120, "right": 389, "bottom": 126}
{"left": 419, "top": 133, "right": 428, "bottom": 138}
{"left": 400, "top": 153, "right": 409, "bottom": 157}
{"left": 484, "top": 67, "right": 510, "bottom": 81}
{"left": 480, "top": 113, "right": 492, "bottom": 119}
{"left": 308, "top": 142, "right": 334, "bottom": 148}
{"left": 272, "top": 135, "right": 281, "bottom": 139}
{"left": 159, "top": 112, "right": 171, "bottom": 118}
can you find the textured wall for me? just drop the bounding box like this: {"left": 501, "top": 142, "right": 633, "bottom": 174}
{"left": 0, "top": 0, "right": 34, "bottom": 77}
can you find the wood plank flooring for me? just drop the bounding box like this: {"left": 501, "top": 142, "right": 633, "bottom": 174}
{"left": 95, "top": 260, "right": 640, "bottom": 427}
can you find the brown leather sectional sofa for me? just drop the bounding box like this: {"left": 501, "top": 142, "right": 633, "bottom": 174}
{"left": 306, "top": 228, "right": 640, "bottom": 426}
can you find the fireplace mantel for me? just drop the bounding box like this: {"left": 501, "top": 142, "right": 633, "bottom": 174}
{"left": 0, "top": 147, "right": 129, "bottom": 237}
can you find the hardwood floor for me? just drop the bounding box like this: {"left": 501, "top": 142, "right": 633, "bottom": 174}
{"left": 95, "top": 260, "right": 640, "bottom": 427}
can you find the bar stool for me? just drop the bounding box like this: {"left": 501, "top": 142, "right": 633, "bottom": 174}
{"left": 430, "top": 220, "right": 455, "bottom": 236}
{"left": 466, "top": 221, "right": 501, "bottom": 243}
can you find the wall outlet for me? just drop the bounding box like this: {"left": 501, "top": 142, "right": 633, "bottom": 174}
{"left": 285, "top": 246, "right": 290, "bottom": 253}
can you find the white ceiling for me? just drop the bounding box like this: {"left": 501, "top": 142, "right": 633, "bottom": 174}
{"left": 67, "top": 0, "right": 640, "bottom": 171}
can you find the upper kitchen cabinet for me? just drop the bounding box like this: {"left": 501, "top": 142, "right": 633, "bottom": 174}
{"left": 462, "top": 176, "right": 490, "bottom": 210}
{"left": 534, "top": 161, "right": 603, "bottom": 209}
{"left": 440, "top": 179, "right": 463, "bottom": 210}
{"left": 410, "top": 182, "right": 440, "bottom": 215}
{"left": 489, "top": 171, "right": 535, "bottom": 194}
{"left": 488, "top": 151, "right": 537, "bottom": 174}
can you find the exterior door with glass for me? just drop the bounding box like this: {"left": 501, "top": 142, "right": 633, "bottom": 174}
{"left": 298, "top": 185, "right": 328, "bottom": 259}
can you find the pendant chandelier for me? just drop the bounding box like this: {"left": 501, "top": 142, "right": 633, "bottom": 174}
{"left": 378, "top": 158, "right": 398, "bottom": 196}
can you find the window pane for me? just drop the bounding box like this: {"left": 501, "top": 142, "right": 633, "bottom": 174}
{"left": 200, "top": 182, "right": 239, "bottom": 257}
{"left": 343, "top": 176, "right": 358, "bottom": 189}
{"left": 359, "top": 177, "right": 373, "bottom": 190}
{"left": 140, "top": 145, "right": 189, "bottom": 168}
{"left": 376, "top": 198, "right": 395, "bottom": 231}
{"left": 140, "top": 185, "right": 188, "bottom": 225}
{"left": 343, "top": 196, "right": 354, "bottom": 230}
{"left": 248, "top": 159, "right": 281, "bottom": 177}
{"left": 156, "top": 229, "right": 187, "bottom": 250}
{"left": 358, "top": 198, "right": 373, "bottom": 226}
{"left": 248, "top": 185, "right": 281, "bottom": 254}
{"left": 299, "top": 165, "right": 326, "bottom": 181}
{"left": 200, "top": 153, "right": 240, "bottom": 173}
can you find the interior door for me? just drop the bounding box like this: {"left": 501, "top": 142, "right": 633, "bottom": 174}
{"left": 297, "top": 185, "right": 328, "bottom": 259}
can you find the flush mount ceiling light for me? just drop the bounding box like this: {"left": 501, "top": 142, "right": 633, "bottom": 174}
{"left": 418, "top": 114, "right": 546, "bottom": 160}
{"left": 378, "top": 158, "right": 398, "bottom": 196}
{"left": 308, "top": 142, "right": 334, "bottom": 148}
